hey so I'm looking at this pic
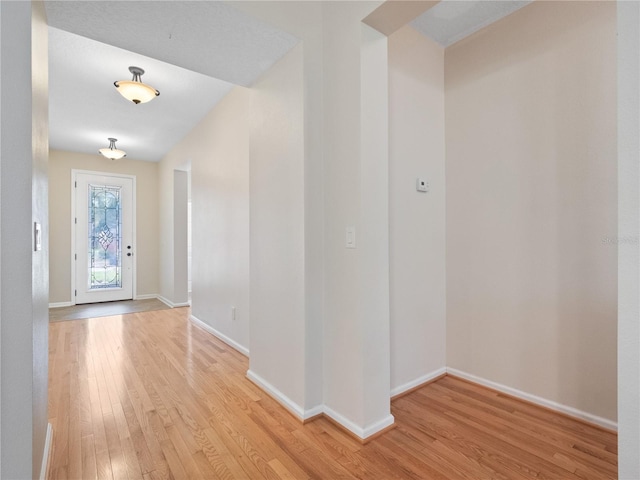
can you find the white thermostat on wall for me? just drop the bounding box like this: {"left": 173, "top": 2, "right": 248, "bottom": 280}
{"left": 416, "top": 178, "right": 429, "bottom": 193}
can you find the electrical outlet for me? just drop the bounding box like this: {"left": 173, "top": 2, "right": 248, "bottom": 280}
{"left": 231, "top": 306, "right": 236, "bottom": 321}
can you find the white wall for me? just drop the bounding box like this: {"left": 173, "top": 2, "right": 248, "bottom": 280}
{"left": 321, "top": 4, "right": 365, "bottom": 426}
{"left": 445, "top": 1, "right": 617, "bottom": 423}
{"left": 321, "top": 2, "right": 392, "bottom": 435}
{"left": 359, "top": 22, "right": 392, "bottom": 430}
{"left": 248, "top": 43, "right": 308, "bottom": 412}
{"left": 31, "top": 6, "right": 49, "bottom": 474}
{"left": 161, "top": 87, "right": 251, "bottom": 350}
{"left": 618, "top": 1, "right": 640, "bottom": 476}
{"left": 48, "top": 150, "right": 160, "bottom": 304}
{"left": 231, "top": 0, "right": 326, "bottom": 421}
{"left": 388, "top": 25, "right": 446, "bottom": 394}
{"left": 158, "top": 156, "right": 176, "bottom": 303}
{"left": 213, "top": 0, "right": 395, "bottom": 438}
{"left": 0, "top": 1, "right": 49, "bottom": 477}
{"left": 0, "top": 8, "right": 3, "bottom": 475}
{"left": 187, "top": 1, "right": 394, "bottom": 437}
{"left": 157, "top": 164, "right": 189, "bottom": 308}
{"left": 173, "top": 170, "right": 188, "bottom": 306}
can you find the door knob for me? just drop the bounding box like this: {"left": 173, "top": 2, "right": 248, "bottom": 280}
{"left": 127, "top": 252, "right": 132, "bottom": 257}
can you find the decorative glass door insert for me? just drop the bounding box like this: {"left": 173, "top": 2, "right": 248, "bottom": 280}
{"left": 88, "top": 184, "right": 122, "bottom": 290}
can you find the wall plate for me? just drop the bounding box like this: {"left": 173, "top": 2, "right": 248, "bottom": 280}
{"left": 416, "top": 178, "right": 429, "bottom": 193}
{"left": 34, "top": 222, "right": 42, "bottom": 251}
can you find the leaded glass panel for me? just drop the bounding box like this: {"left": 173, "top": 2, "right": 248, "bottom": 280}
{"left": 88, "top": 184, "right": 122, "bottom": 289}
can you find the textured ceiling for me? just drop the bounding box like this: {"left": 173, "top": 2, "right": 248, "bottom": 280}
{"left": 45, "top": 1, "right": 299, "bottom": 86}
{"left": 45, "top": 1, "right": 298, "bottom": 162}
{"left": 411, "top": 0, "right": 533, "bottom": 47}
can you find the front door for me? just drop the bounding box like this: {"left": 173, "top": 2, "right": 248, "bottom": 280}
{"left": 73, "top": 171, "right": 135, "bottom": 304}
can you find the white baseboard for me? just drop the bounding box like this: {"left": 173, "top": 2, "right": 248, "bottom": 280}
{"left": 244, "top": 369, "right": 395, "bottom": 439}
{"left": 245, "top": 374, "right": 398, "bottom": 440}
{"left": 40, "top": 423, "right": 53, "bottom": 480}
{"left": 246, "top": 369, "right": 319, "bottom": 421}
{"left": 135, "top": 293, "right": 158, "bottom": 300}
{"left": 189, "top": 314, "right": 249, "bottom": 357}
{"left": 158, "top": 295, "right": 191, "bottom": 309}
{"left": 246, "top": 370, "right": 394, "bottom": 440}
{"left": 305, "top": 404, "right": 325, "bottom": 419}
{"left": 391, "top": 367, "right": 447, "bottom": 397}
{"left": 447, "top": 368, "right": 618, "bottom": 432}
{"left": 323, "top": 405, "right": 395, "bottom": 440}
{"left": 363, "top": 413, "right": 396, "bottom": 439}
{"left": 48, "top": 301, "right": 73, "bottom": 308}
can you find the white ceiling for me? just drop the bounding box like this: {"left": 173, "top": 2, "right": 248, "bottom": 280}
{"left": 411, "top": 0, "right": 533, "bottom": 47}
{"left": 46, "top": 1, "right": 532, "bottom": 162}
{"left": 49, "top": 27, "right": 235, "bottom": 162}
{"left": 45, "top": 1, "right": 299, "bottom": 86}
{"left": 45, "top": 1, "right": 299, "bottom": 162}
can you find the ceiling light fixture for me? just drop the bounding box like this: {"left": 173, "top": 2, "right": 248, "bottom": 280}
{"left": 98, "top": 138, "right": 127, "bottom": 160}
{"left": 114, "top": 66, "right": 160, "bottom": 104}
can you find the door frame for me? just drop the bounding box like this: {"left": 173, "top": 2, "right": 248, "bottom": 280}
{"left": 71, "top": 169, "right": 137, "bottom": 306}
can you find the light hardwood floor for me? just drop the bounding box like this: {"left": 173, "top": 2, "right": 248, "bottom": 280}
{"left": 48, "top": 308, "right": 617, "bottom": 479}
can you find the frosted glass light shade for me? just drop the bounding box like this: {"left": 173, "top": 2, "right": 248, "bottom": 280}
{"left": 99, "top": 147, "right": 127, "bottom": 160}
{"left": 98, "top": 138, "right": 126, "bottom": 160}
{"left": 114, "top": 80, "right": 159, "bottom": 105}
{"left": 114, "top": 66, "right": 160, "bottom": 105}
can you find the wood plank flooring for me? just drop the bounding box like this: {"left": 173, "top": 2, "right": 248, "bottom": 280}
{"left": 48, "top": 308, "right": 617, "bottom": 479}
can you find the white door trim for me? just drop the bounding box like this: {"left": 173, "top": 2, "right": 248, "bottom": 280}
{"left": 71, "top": 169, "right": 137, "bottom": 305}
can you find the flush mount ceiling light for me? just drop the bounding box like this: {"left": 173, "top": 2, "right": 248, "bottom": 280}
{"left": 98, "top": 138, "right": 127, "bottom": 160}
{"left": 114, "top": 66, "right": 160, "bottom": 104}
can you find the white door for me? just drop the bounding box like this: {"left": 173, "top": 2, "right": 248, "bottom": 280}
{"left": 73, "top": 171, "right": 135, "bottom": 304}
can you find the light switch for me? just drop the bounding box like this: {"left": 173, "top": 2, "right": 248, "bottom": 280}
{"left": 34, "top": 222, "right": 42, "bottom": 252}
{"left": 346, "top": 226, "right": 356, "bottom": 249}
